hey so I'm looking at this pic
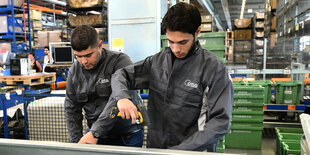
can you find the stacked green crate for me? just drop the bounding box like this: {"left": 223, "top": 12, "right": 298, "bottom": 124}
{"left": 217, "top": 136, "right": 225, "bottom": 153}
{"left": 274, "top": 81, "right": 302, "bottom": 105}
{"left": 247, "top": 80, "right": 273, "bottom": 103}
{"left": 226, "top": 86, "right": 265, "bottom": 149}
{"left": 232, "top": 80, "right": 246, "bottom": 86}
{"left": 198, "top": 32, "right": 226, "bottom": 62}
{"left": 275, "top": 127, "right": 303, "bottom": 155}
{"left": 160, "top": 32, "right": 226, "bottom": 62}
{"left": 160, "top": 35, "right": 168, "bottom": 51}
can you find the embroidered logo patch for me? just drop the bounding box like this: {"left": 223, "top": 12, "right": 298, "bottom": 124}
{"left": 184, "top": 80, "right": 198, "bottom": 88}
{"left": 98, "top": 78, "right": 109, "bottom": 84}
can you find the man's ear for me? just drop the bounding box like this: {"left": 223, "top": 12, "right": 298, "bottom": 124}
{"left": 195, "top": 26, "right": 201, "bottom": 37}
{"left": 98, "top": 40, "right": 103, "bottom": 49}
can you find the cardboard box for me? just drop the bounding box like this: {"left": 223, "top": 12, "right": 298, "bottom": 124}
{"left": 256, "top": 49, "right": 263, "bottom": 55}
{"left": 32, "top": 21, "right": 42, "bottom": 30}
{"left": 0, "top": 0, "right": 23, "bottom": 6}
{"left": 201, "top": 15, "right": 212, "bottom": 23}
{"left": 30, "top": 10, "right": 42, "bottom": 20}
{"left": 234, "top": 53, "right": 250, "bottom": 63}
{"left": 272, "top": 16, "right": 277, "bottom": 30}
{"left": 234, "top": 18, "right": 252, "bottom": 28}
{"left": 235, "top": 41, "right": 252, "bottom": 52}
{"left": 37, "top": 31, "right": 62, "bottom": 47}
{"left": 201, "top": 23, "right": 212, "bottom": 32}
{"left": 0, "top": 16, "right": 23, "bottom": 33}
{"left": 255, "top": 22, "right": 264, "bottom": 28}
{"left": 270, "top": 32, "right": 277, "bottom": 48}
{"left": 68, "top": 0, "right": 103, "bottom": 8}
{"left": 255, "top": 39, "right": 264, "bottom": 47}
{"left": 68, "top": 14, "right": 103, "bottom": 27}
{"left": 271, "top": 0, "right": 277, "bottom": 10}
{"left": 306, "top": 45, "right": 310, "bottom": 52}
{"left": 234, "top": 29, "right": 252, "bottom": 40}
{"left": 255, "top": 12, "right": 264, "bottom": 19}
{"left": 256, "top": 31, "right": 264, "bottom": 38}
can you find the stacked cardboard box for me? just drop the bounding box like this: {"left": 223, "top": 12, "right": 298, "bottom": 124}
{"left": 200, "top": 15, "right": 212, "bottom": 32}
{"left": 68, "top": 0, "right": 102, "bottom": 8}
{"left": 37, "top": 31, "right": 62, "bottom": 47}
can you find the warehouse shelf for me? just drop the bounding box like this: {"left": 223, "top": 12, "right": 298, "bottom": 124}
{"left": 228, "top": 69, "right": 310, "bottom": 75}
{"left": 263, "top": 104, "right": 306, "bottom": 112}
{"left": 0, "top": 0, "right": 32, "bottom": 53}
{"left": 67, "top": 5, "right": 106, "bottom": 14}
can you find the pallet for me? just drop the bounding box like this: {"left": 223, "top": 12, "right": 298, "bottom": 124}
{"left": 0, "top": 73, "right": 56, "bottom": 86}
{"left": 225, "top": 31, "right": 234, "bottom": 40}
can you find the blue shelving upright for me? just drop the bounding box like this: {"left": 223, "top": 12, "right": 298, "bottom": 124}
{"left": 0, "top": 0, "right": 32, "bottom": 53}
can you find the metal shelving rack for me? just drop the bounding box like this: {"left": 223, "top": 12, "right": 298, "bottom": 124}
{"left": 0, "top": 0, "right": 32, "bottom": 53}
{"left": 66, "top": 1, "right": 107, "bottom": 42}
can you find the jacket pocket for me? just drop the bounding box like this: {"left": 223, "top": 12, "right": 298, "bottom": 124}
{"left": 76, "top": 93, "right": 88, "bottom": 103}
{"left": 96, "top": 84, "right": 112, "bottom": 98}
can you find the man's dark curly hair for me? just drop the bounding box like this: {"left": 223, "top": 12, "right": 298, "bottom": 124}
{"left": 161, "top": 2, "right": 201, "bottom": 35}
{"left": 71, "top": 25, "right": 98, "bottom": 51}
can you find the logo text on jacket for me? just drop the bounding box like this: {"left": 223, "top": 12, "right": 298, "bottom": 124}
{"left": 98, "top": 78, "right": 109, "bottom": 84}
{"left": 184, "top": 80, "right": 198, "bottom": 88}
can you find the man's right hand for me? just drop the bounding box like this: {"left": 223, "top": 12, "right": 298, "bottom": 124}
{"left": 117, "top": 98, "right": 139, "bottom": 124}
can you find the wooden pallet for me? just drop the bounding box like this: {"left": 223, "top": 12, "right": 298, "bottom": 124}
{"left": 225, "top": 31, "right": 234, "bottom": 40}
{"left": 0, "top": 73, "right": 56, "bottom": 86}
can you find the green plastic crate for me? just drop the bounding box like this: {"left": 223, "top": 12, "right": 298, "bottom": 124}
{"left": 232, "top": 111, "right": 264, "bottom": 122}
{"left": 233, "top": 80, "right": 245, "bottom": 85}
{"left": 198, "top": 32, "right": 225, "bottom": 46}
{"left": 234, "top": 102, "right": 264, "bottom": 107}
{"left": 275, "top": 127, "right": 304, "bottom": 134}
{"left": 247, "top": 80, "right": 273, "bottom": 103}
{"left": 203, "top": 45, "right": 225, "bottom": 58}
{"left": 226, "top": 126, "right": 263, "bottom": 149}
{"left": 231, "top": 122, "right": 263, "bottom": 130}
{"left": 274, "top": 81, "right": 302, "bottom": 105}
{"left": 282, "top": 141, "right": 301, "bottom": 155}
{"left": 234, "top": 95, "right": 265, "bottom": 104}
{"left": 160, "top": 35, "right": 168, "bottom": 48}
{"left": 277, "top": 133, "right": 303, "bottom": 155}
{"left": 234, "top": 86, "right": 266, "bottom": 96}
{"left": 233, "top": 105, "right": 263, "bottom": 112}
{"left": 217, "top": 140, "right": 225, "bottom": 153}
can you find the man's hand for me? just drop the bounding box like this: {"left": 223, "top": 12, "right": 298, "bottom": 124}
{"left": 78, "top": 132, "right": 98, "bottom": 144}
{"left": 117, "top": 98, "right": 139, "bottom": 124}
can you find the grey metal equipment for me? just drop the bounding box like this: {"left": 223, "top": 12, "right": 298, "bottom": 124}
{"left": 0, "top": 139, "right": 240, "bottom": 155}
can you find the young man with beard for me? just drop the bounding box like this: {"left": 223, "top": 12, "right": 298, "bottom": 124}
{"left": 65, "top": 25, "right": 144, "bottom": 146}
{"left": 109, "top": 2, "right": 233, "bottom": 152}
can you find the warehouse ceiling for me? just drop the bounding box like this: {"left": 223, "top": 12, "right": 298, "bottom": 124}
{"left": 29, "top": 0, "right": 266, "bottom": 31}
{"left": 192, "top": 0, "right": 265, "bottom": 30}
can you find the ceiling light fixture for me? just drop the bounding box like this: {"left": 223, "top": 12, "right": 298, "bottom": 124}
{"left": 240, "top": 0, "right": 246, "bottom": 19}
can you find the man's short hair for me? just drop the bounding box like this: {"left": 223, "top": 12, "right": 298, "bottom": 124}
{"left": 71, "top": 25, "right": 99, "bottom": 51}
{"left": 161, "top": 2, "right": 201, "bottom": 35}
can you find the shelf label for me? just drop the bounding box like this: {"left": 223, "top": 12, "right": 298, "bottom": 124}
{"left": 284, "top": 70, "right": 291, "bottom": 74}
{"left": 228, "top": 69, "right": 235, "bottom": 74}
{"left": 253, "top": 70, "right": 260, "bottom": 74}
{"left": 288, "top": 105, "right": 295, "bottom": 110}
{"left": 112, "top": 38, "right": 124, "bottom": 53}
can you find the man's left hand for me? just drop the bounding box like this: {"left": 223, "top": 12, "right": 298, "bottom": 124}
{"left": 78, "top": 132, "right": 98, "bottom": 144}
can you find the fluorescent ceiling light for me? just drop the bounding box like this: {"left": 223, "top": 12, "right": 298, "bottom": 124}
{"left": 240, "top": 0, "right": 246, "bottom": 19}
